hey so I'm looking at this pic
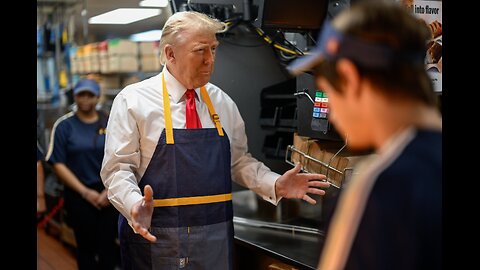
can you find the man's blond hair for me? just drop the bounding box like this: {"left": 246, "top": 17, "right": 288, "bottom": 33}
{"left": 159, "top": 11, "right": 226, "bottom": 65}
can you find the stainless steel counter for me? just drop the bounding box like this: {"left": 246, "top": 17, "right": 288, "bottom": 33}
{"left": 234, "top": 217, "right": 323, "bottom": 269}
{"left": 232, "top": 189, "right": 339, "bottom": 269}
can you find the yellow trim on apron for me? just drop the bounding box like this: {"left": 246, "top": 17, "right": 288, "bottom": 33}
{"left": 162, "top": 72, "right": 224, "bottom": 145}
{"left": 162, "top": 72, "right": 175, "bottom": 144}
{"left": 200, "top": 87, "right": 225, "bottom": 137}
{"left": 154, "top": 193, "right": 232, "bottom": 207}
{"left": 158, "top": 72, "right": 229, "bottom": 207}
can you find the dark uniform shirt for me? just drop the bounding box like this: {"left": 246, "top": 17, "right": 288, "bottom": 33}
{"left": 46, "top": 112, "right": 107, "bottom": 186}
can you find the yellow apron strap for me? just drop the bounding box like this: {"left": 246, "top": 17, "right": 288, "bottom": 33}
{"left": 162, "top": 73, "right": 174, "bottom": 144}
{"left": 162, "top": 72, "right": 224, "bottom": 142}
{"left": 200, "top": 86, "right": 224, "bottom": 136}
{"left": 154, "top": 193, "right": 232, "bottom": 207}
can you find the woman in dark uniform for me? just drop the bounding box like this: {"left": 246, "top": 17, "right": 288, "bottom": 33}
{"left": 46, "top": 79, "right": 120, "bottom": 270}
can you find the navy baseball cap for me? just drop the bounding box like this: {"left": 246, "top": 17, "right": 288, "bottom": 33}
{"left": 73, "top": 79, "right": 100, "bottom": 96}
{"left": 287, "top": 20, "right": 424, "bottom": 76}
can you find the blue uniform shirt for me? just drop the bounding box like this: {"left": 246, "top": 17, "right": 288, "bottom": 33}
{"left": 46, "top": 112, "right": 107, "bottom": 186}
{"left": 319, "top": 129, "right": 442, "bottom": 270}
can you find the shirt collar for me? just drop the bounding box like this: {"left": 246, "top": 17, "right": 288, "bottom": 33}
{"left": 163, "top": 66, "right": 200, "bottom": 104}
{"left": 377, "top": 126, "right": 416, "bottom": 157}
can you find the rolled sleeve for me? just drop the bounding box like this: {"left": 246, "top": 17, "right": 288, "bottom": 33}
{"left": 101, "top": 92, "right": 142, "bottom": 222}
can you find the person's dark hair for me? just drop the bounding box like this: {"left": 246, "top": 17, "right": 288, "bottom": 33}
{"left": 314, "top": 0, "right": 437, "bottom": 107}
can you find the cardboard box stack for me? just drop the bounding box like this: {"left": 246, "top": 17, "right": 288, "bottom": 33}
{"left": 83, "top": 43, "right": 100, "bottom": 73}
{"left": 107, "top": 39, "right": 139, "bottom": 73}
{"left": 139, "top": 41, "right": 161, "bottom": 72}
{"left": 98, "top": 41, "right": 109, "bottom": 74}
{"left": 69, "top": 46, "right": 78, "bottom": 74}
{"left": 75, "top": 46, "right": 85, "bottom": 74}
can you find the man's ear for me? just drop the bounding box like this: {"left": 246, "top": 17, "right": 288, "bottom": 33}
{"left": 336, "top": 59, "right": 361, "bottom": 98}
{"left": 164, "top": 44, "right": 175, "bottom": 64}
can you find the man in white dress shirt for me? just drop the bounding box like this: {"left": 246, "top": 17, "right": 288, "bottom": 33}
{"left": 101, "top": 11, "right": 329, "bottom": 270}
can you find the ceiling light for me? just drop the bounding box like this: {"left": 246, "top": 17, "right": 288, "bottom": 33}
{"left": 139, "top": 0, "right": 169, "bottom": 7}
{"left": 89, "top": 8, "right": 161, "bottom": 25}
{"left": 129, "top": 29, "right": 163, "bottom": 42}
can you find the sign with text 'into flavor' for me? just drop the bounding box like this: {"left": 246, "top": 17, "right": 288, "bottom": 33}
{"left": 401, "top": 0, "right": 442, "bottom": 92}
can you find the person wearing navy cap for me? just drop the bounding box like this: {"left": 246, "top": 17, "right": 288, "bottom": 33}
{"left": 287, "top": 1, "right": 442, "bottom": 269}
{"left": 46, "top": 78, "right": 120, "bottom": 269}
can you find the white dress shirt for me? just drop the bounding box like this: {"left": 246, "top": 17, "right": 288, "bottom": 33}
{"left": 101, "top": 67, "right": 280, "bottom": 223}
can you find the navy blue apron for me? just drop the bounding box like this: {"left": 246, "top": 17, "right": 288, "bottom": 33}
{"left": 119, "top": 73, "right": 233, "bottom": 269}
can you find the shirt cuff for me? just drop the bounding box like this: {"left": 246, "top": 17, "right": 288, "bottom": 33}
{"left": 260, "top": 171, "right": 282, "bottom": 205}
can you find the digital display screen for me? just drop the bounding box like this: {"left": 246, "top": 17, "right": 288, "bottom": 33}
{"left": 262, "top": 0, "right": 328, "bottom": 31}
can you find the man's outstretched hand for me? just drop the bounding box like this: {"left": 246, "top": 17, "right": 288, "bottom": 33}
{"left": 275, "top": 163, "right": 330, "bottom": 204}
{"left": 131, "top": 185, "right": 157, "bottom": 242}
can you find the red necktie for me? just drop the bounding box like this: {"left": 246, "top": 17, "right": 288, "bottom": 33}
{"left": 185, "top": 89, "right": 202, "bottom": 129}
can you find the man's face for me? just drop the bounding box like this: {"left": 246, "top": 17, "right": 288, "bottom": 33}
{"left": 170, "top": 29, "right": 219, "bottom": 89}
